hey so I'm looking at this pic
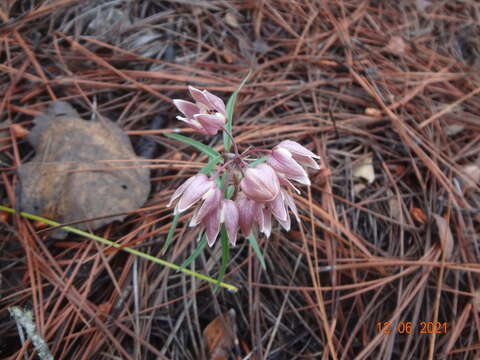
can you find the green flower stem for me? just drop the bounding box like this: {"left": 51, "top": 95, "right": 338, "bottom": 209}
{"left": 221, "top": 126, "right": 240, "bottom": 157}
{"left": 0, "top": 205, "right": 238, "bottom": 293}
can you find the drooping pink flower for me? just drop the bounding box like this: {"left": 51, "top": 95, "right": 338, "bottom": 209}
{"left": 235, "top": 187, "right": 300, "bottom": 239}
{"left": 189, "top": 186, "right": 222, "bottom": 227}
{"left": 168, "top": 174, "right": 215, "bottom": 214}
{"left": 204, "top": 206, "right": 221, "bottom": 246}
{"left": 173, "top": 86, "right": 227, "bottom": 136}
{"left": 240, "top": 163, "right": 280, "bottom": 202}
{"left": 221, "top": 199, "right": 239, "bottom": 246}
{"left": 266, "top": 189, "right": 300, "bottom": 232}
{"left": 276, "top": 140, "right": 320, "bottom": 169}
{"left": 261, "top": 207, "right": 272, "bottom": 238}
{"left": 236, "top": 193, "right": 255, "bottom": 237}
{"left": 188, "top": 86, "right": 226, "bottom": 116}
{"left": 267, "top": 191, "right": 288, "bottom": 224}
{"left": 195, "top": 198, "right": 240, "bottom": 247}
{"left": 267, "top": 148, "right": 311, "bottom": 185}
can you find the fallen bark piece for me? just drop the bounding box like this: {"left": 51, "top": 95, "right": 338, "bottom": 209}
{"left": 17, "top": 101, "right": 150, "bottom": 239}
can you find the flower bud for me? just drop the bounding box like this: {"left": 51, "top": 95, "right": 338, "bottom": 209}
{"left": 240, "top": 163, "right": 280, "bottom": 202}
{"left": 261, "top": 208, "right": 272, "bottom": 238}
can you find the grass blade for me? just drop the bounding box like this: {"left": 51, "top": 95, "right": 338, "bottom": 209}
{"left": 200, "top": 156, "right": 222, "bottom": 175}
{"left": 214, "top": 225, "right": 230, "bottom": 291}
{"left": 162, "top": 212, "right": 179, "bottom": 254}
{"left": 223, "top": 71, "right": 252, "bottom": 152}
{"left": 163, "top": 132, "right": 220, "bottom": 159}
{"left": 180, "top": 232, "right": 208, "bottom": 269}
{"left": 250, "top": 155, "right": 269, "bottom": 167}
{"left": 247, "top": 233, "right": 266, "bottom": 270}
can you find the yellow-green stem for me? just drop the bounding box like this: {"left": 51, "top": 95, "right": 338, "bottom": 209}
{"left": 0, "top": 205, "right": 238, "bottom": 292}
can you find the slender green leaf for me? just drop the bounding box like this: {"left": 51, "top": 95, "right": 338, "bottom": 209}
{"left": 200, "top": 156, "right": 222, "bottom": 175}
{"left": 162, "top": 212, "right": 179, "bottom": 254}
{"left": 0, "top": 205, "right": 238, "bottom": 292}
{"left": 250, "top": 155, "right": 269, "bottom": 167}
{"left": 180, "top": 232, "right": 208, "bottom": 269}
{"left": 223, "top": 71, "right": 252, "bottom": 152}
{"left": 163, "top": 132, "right": 220, "bottom": 159}
{"left": 247, "top": 233, "right": 266, "bottom": 270}
{"left": 215, "top": 225, "right": 230, "bottom": 291}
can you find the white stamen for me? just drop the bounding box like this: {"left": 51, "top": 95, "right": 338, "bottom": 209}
{"left": 215, "top": 113, "right": 226, "bottom": 122}
{"left": 191, "top": 119, "right": 203, "bottom": 129}
{"left": 202, "top": 186, "right": 214, "bottom": 200}
{"left": 220, "top": 207, "right": 225, "bottom": 223}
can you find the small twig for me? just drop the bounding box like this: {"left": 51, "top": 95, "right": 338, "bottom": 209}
{"left": 9, "top": 307, "right": 53, "bottom": 360}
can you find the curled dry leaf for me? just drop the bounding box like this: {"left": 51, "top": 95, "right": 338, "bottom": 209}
{"left": 353, "top": 156, "right": 375, "bottom": 184}
{"left": 353, "top": 156, "right": 375, "bottom": 195}
{"left": 17, "top": 101, "right": 150, "bottom": 239}
{"left": 203, "top": 309, "right": 239, "bottom": 360}
{"left": 432, "top": 214, "right": 454, "bottom": 260}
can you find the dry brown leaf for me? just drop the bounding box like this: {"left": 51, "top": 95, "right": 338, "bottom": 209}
{"left": 17, "top": 101, "right": 150, "bottom": 238}
{"left": 223, "top": 49, "right": 235, "bottom": 64}
{"left": 10, "top": 124, "right": 29, "bottom": 138}
{"left": 389, "top": 163, "right": 407, "bottom": 177}
{"left": 224, "top": 12, "right": 239, "bottom": 28}
{"left": 445, "top": 123, "right": 464, "bottom": 136}
{"left": 459, "top": 163, "right": 480, "bottom": 189}
{"left": 364, "top": 107, "right": 382, "bottom": 116}
{"left": 411, "top": 206, "right": 427, "bottom": 225}
{"left": 353, "top": 156, "right": 375, "bottom": 184}
{"left": 353, "top": 156, "right": 375, "bottom": 195}
{"left": 385, "top": 36, "right": 407, "bottom": 55}
{"left": 353, "top": 183, "right": 366, "bottom": 195}
{"left": 0, "top": 211, "right": 9, "bottom": 223}
{"left": 388, "top": 189, "right": 402, "bottom": 221}
{"left": 203, "top": 309, "right": 238, "bottom": 360}
{"left": 172, "top": 152, "right": 183, "bottom": 162}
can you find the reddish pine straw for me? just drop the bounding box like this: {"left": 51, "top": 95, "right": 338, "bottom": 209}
{"left": 1, "top": 0, "right": 480, "bottom": 359}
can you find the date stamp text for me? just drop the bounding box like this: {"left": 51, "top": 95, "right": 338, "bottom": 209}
{"left": 376, "top": 321, "right": 447, "bottom": 335}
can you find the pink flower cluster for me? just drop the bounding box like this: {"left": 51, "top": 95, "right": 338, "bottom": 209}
{"left": 169, "top": 87, "right": 321, "bottom": 246}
